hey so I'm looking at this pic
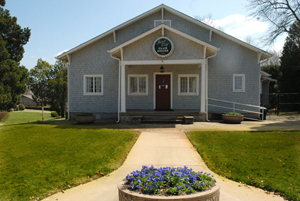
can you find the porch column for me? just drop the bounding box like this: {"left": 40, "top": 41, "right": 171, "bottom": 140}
{"left": 200, "top": 63, "right": 206, "bottom": 113}
{"left": 120, "top": 64, "right": 126, "bottom": 112}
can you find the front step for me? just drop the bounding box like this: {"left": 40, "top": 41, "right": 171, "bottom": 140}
{"left": 141, "top": 115, "right": 184, "bottom": 124}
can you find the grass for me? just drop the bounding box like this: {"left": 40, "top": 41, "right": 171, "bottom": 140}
{"left": 0, "top": 115, "right": 139, "bottom": 201}
{"left": 3, "top": 111, "right": 55, "bottom": 125}
{"left": 186, "top": 131, "right": 300, "bottom": 201}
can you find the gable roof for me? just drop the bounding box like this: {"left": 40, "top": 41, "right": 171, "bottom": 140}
{"left": 56, "top": 4, "right": 271, "bottom": 61}
{"left": 108, "top": 23, "right": 219, "bottom": 59}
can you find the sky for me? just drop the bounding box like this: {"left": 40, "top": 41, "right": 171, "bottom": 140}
{"left": 5, "top": 0, "right": 286, "bottom": 70}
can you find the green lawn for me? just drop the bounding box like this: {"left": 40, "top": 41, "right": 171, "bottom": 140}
{"left": 3, "top": 111, "right": 55, "bottom": 125}
{"left": 0, "top": 115, "right": 139, "bottom": 201}
{"left": 186, "top": 131, "right": 300, "bottom": 201}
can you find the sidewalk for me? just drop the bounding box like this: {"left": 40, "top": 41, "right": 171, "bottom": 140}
{"left": 44, "top": 128, "right": 284, "bottom": 201}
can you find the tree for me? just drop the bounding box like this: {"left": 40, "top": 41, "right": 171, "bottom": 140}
{"left": 28, "top": 59, "right": 51, "bottom": 120}
{"left": 48, "top": 61, "right": 67, "bottom": 117}
{"left": 195, "top": 14, "right": 225, "bottom": 31}
{"left": 279, "top": 21, "right": 300, "bottom": 93}
{"left": 247, "top": 0, "right": 300, "bottom": 45}
{"left": 0, "top": 1, "right": 30, "bottom": 111}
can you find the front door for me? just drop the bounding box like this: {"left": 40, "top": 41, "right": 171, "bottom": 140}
{"left": 156, "top": 74, "right": 171, "bottom": 110}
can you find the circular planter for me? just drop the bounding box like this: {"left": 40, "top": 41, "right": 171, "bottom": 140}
{"left": 75, "top": 115, "right": 96, "bottom": 124}
{"left": 222, "top": 114, "right": 244, "bottom": 124}
{"left": 118, "top": 180, "right": 220, "bottom": 201}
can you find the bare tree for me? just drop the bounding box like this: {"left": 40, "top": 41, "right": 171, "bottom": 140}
{"left": 195, "top": 14, "right": 225, "bottom": 31}
{"left": 247, "top": 0, "right": 300, "bottom": 45}
{"left": 261, "top": 50, "right": 282, "bottom": 66}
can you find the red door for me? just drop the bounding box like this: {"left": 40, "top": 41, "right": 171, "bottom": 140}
{"left": 156, "top": 74, "right": 171, "bottom": 110}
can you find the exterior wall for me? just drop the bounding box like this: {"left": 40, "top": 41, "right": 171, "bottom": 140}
{"left": 123, "top": 30, "right": 204, "bottom": 61}
{"left": 126, "top": 65, "right": 201, "bottom": 110}
{"left": 67, "top": 7, "right": 262, "bottom": 118}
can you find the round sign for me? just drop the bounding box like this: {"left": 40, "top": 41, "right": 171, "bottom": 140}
{"left": 153, "top": 37, "right": 174, "bottom": 58}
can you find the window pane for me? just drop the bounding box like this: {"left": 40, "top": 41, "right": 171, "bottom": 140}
{"left": 180, "top": 77, "right": 188, "bottom": 93}
{"left": 139, "top": 77, "right": 146, "bottom": 93}
{"left": 130, "top": 77, "right": 137, "bottom": 93}
{"left": 86, "top": 77, "right": 93, "bottom": 93}
{"left": 189, "top": 77, "right": 196, "bottom": 93}
{"left": 95, "top": 77, "right": 102, "bottom": 93}
{"left": 235, "top": 76, "right": 243, "bottom": 90}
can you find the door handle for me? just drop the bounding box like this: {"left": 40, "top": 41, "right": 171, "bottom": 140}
{"left": 159, "top": 85, "right": 161, "bottom": 89}
{"left": 166, "top": 85, "right": 168, "bottom": 89}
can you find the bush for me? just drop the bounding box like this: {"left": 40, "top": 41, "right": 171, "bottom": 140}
{"left": 8, "top": 108, "right": 13, "bottom": 112}
{"left": 51, "top": 111, "right": 59, "bottom": 117}
{"left": 19, "top": 104, "right": 25, "bottom": 110}
{"left": 0, "top": 112, "right": 10, "bottom": 122}
{"left": 14, "top": 106, "right": 19, "bottom": 111}
{"left": 224, "top": 112, "right": 242, "bottom": 116}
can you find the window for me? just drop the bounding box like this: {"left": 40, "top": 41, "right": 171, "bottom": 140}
{"left": 178, "top": 74, "right": 199, "bottom": 95}
{"left": 84, "top": 75, "right": 103, "bottom": 95}
{"left": 154, "top": 20, "right": 171, "bottom": 27}
{"left": 233, "top": 74, "right": 245, "bottom": 92}
{"left": 128, "top": 74, "right": 148, "bottom": 95}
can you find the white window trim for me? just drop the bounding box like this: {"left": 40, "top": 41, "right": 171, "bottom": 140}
{"left": 178, "top": 74, "right": 199, "bottom": 96}
{"left": 83, "top": 74, "right": 103, "bottom": 95}
{"left": 154, "top": 20, "right": 172, "bottom": 27}
{"left": 128, "top": 74, "right": 148, "bottom": 96}
{"left": 233, "top": 74, "right": 245, "bottom": 92}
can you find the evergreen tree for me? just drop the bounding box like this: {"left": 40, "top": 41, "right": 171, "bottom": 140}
{"left": 0, "top": 1, "right": 30, "bottom": 111}
{"left": 279, "top": 21, "right": 300, "bottom": 94}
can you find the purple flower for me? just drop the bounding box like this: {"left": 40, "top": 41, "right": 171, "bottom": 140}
{"left": 147, "top": 185, "right": 152, "bottom": 189}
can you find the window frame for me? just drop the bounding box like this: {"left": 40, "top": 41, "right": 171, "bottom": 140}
{"left": 233, "top": 74, "right": 245, "bottom": 92}
{"left": 128, "top": 74, "right": 148, "bottom": 96}
{"left": 154, "top": 20, "right": 172, "bottom": 27}
{"left": 83, "top": 74, "right": 103, "bottom": 95}
{"left": 178, "top": 74, "right": 199, "bottom": 96}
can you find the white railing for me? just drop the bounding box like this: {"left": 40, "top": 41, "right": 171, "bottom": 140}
{"left": 208, "top": 98, "right": 264, "bottom": 118}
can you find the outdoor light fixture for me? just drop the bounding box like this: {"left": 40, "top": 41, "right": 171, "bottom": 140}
{"left": 160, "top": 65, "right": 164, "bottom": 73}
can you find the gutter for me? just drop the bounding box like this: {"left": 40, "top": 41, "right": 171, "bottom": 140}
{"left": 205, "top": 49, "right": 220, "bottom": 122}
{"left": 109, "top": 53, "right": 121, "bottom": 123}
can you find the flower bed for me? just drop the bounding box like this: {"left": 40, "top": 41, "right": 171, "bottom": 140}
{"left": 118, "top": 166, "right": 219, "bottom": 201}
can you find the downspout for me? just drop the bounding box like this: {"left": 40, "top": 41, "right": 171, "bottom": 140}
{"left": 66, "top": 55, "right": 71, "bottom": 121}
{"left": 205, "top": 49, "right": 220, "bottom": 122}
{"left": 110, "top": 53, "right": 121, "bottom": 123}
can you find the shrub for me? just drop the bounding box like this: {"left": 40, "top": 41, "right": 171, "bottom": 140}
{"left": 19, "top": 104, "right": 25, "bottom": 110}
{"left": 123, "top": 165, "right": 215, "bottom": 196}
{"left": 0, "top": 112, "right": 10, "bottom": 122}
{"left": 224, "top": 112, "right": 242, "bottom": 116}
{"left": 14, "top": 106, "right": 19, "bottom": 111}
{"left": 51, "top": 111, "right": 59, "bottom": 117}
{"left": 8, "top": 108, "right": 13, "bottom": 112}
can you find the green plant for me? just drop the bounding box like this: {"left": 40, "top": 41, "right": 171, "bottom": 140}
{"left": 0, "top": 112, "right": 10, "bottom": 122}
{"left": 19, "top": 104, "right": 25, "bottom": 110}
{"left": 51, "top": 111, "right": 59, "bottom": 117}
{"left": 224, "top": 112, "right": 242, "bottom": 116}
{"left": 8, "top": 108, "right": 13, "bottom": 112}
{"left": 14, "top": 105, "right": 19, "bottom": 111}
{"left": 124, "top": 166, "right": 215, "bottom": 196}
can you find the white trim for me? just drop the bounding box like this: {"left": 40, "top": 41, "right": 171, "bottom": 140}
{"left": 233, "top": 74, "right": 245, "bottom": 93}
{"left": 121, "top": 59, "right": 207, "bottom": 66}
{"left": 178, "top": 74, "right": 199, "bottom": 96}
{"left": 154, "top": 20, "right": 172, "bottom": 27}
{"left": 109, "top": 24, "right": 218, "bottom": 54}
{"left": 57, "top": 4, "right": 271, "bottom": 60}
{"left": 128, "top": 74, "right": 148, "bottom": 96}
{"left": 113, "top": 31, "right": 116, "bottom": 43}
{"left": 83, "top": 74, "right": 104, "bottom": 95}
{"left": 153, "top": 72, "right": 173, "bottom": 110}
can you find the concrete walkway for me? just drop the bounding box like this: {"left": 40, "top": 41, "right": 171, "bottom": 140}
{"left": 44, "top": 125, "right": 286, "bottom": 201}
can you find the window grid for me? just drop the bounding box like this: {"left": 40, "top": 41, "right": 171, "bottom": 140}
{"left": 84, "top": 75, "right": 103, "bottom": 95}
{"left": 233, "top": 74, "right": 245, "bottom": 92}
{"left": 128, "top": 75, "right": 148, "bottom": 95}
{"left": 179, "top": 75, "right": 198, "bottom": 95}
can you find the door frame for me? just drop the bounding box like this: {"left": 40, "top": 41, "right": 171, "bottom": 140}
{"left": 153, "top": 72, "right": 173, "bottom": 110}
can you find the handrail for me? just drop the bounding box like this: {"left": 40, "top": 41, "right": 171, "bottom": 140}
{"left": 207, "top": 98, "right": 264, "bottom": 118}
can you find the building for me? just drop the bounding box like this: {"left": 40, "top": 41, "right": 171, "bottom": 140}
{"left": 57, "top": 4, "right": 271, "bottom": 122}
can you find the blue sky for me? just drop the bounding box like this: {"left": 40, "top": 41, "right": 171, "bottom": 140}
{"left": 5, "top": 0, "right": 285, "bottom": 69}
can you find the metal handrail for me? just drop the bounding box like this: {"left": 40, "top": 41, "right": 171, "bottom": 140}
{"left": 208, "top": 98, "right": 264, "bottom": 117}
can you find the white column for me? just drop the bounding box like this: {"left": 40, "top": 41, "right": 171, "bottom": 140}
{"left": 120, "top": 65, "right": 126, "bottom": 113}
{"left": 200, "top": 63, "right": 206, "bottom": 113}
